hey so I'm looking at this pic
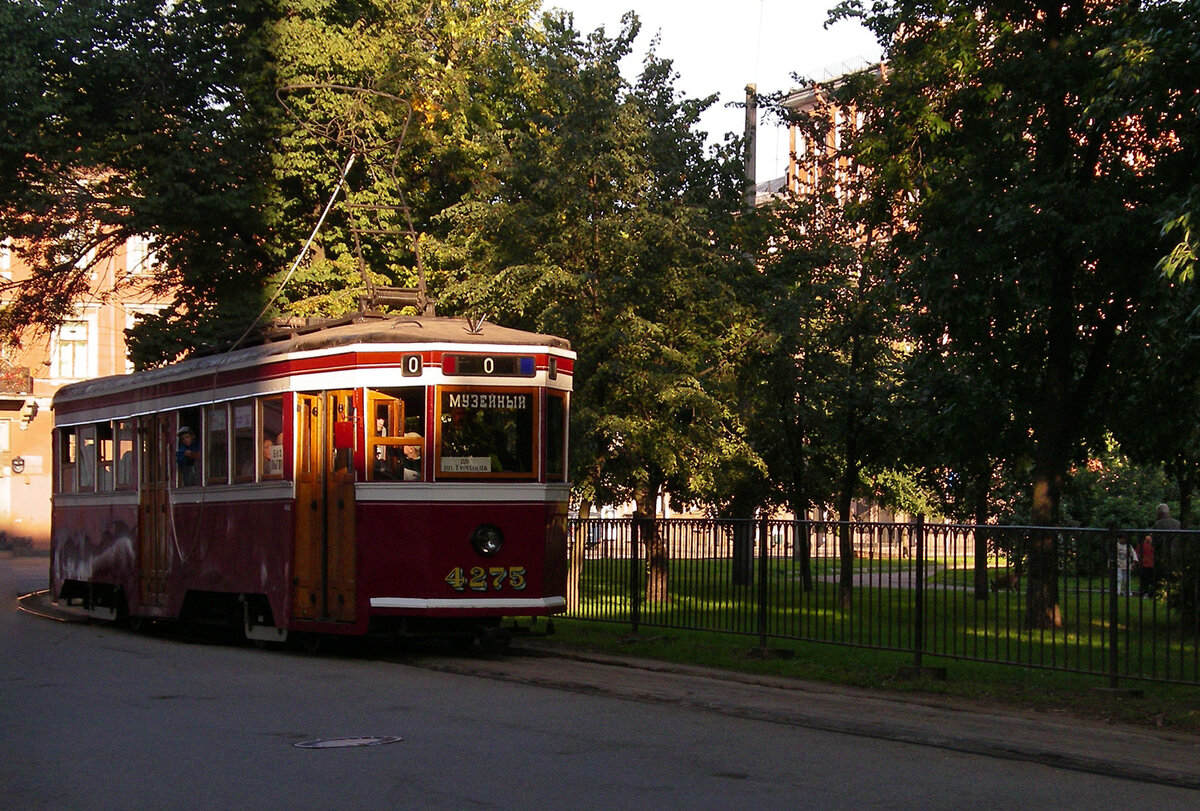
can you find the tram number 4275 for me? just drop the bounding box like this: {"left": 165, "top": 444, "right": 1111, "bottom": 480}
{"left": 445, "top": 566, "right": 528, "bottom": 592}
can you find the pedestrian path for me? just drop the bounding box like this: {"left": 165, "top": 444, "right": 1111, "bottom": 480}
{"left": 500, "top": 642, "right": 1200, "bottom": 790}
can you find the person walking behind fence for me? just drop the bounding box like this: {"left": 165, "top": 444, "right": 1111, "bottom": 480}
{"left": 1139, "top": 533, "right": 1156, "bottom": 598}
{"left": 1154, "top": 502, "right": 1181, "bottom": 560}
{"left": 1115, "top": 535, "right": 1137, "bottom": 597}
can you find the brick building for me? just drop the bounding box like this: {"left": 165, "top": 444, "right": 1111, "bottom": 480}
{"left": 0, "top": 235, "right": 169, "bottom": 552}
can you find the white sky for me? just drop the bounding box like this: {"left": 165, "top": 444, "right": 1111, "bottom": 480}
{"left": 539, "top": 0, "right": 882, "bottom": 182}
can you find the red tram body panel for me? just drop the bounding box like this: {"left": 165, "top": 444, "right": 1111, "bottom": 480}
{"left": 49, "top": 316, "right": 574, "bottom": 642}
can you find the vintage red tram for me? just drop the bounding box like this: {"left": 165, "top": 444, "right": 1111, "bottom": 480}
{"left": 49, "top": 315, "right": 574, "bottom": 645}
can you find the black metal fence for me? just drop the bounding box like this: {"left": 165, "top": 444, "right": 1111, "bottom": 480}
{"left": 566, "top": 517, "right": 1200, "bottom": 686}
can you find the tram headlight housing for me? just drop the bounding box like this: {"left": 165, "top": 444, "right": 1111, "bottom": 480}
{"left": 470, "top": 523, "right": 504, "bottom": 556}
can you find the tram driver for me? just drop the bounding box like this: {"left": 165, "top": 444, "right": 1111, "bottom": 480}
{"left": 402, "top": 432, "right": 422, "bottom": 480}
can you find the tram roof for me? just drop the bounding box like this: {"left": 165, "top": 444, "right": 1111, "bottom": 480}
{"left": 53, "top": 315, "right": 573, "bottom": 409}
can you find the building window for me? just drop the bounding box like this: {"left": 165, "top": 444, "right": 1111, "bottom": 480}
{"left": 124, "top": 306, "right": 164, "bottom": 374}
{"left": 0, "top": 237, "right": 11, "bottom": 280}
{"left": 50, "top": 319, "right": 91, "bottom": 380}
{"left": 125, "top": 234, "right": 156, "bottom": 277}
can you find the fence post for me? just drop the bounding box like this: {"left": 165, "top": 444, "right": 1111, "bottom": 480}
{"left": 758, "top": 515, "right": 770, "bottom": 649}
{"left": 913, "top": 514, "right": 926, "bottom": 670}
{"left": 630, "top": 517, "right": 642, "bottom": 636}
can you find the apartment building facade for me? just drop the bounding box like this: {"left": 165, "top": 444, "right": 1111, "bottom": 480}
{"left": 0, "top": 235, "right": 169, "bottom": 551}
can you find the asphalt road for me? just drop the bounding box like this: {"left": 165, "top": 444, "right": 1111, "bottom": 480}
{"left": 3, "top": 553, "right": 1199, "bottom": 809}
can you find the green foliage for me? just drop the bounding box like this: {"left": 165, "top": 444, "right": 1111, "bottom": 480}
{"left": 265, "top": 0, "right": 542, "bottom": 321}
{"left": 1058, "top": 447, "right": 1174, "bottom": 530}
{"left": 736, "top": 114, "right": 908, "bottom": 524}
{"left": 0, "top": 0, "right": 542, "bottom": 364}
{"left": 833, "top": 0, "right": 1200, "bottom": 530}
{"left": 0, "top": 1, "right": 279, "bottom": 361}
{"left": 1106, "top": 275, "right": 1200, "bottom": 528}
{"left": 870, "top": 468, "right": 938, "bottom": 517}
{"left": 434, "top": 11, "right": 757, "bottom": 511}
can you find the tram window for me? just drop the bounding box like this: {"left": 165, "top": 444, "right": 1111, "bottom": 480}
{"left": 205, "top": 404, "right": 230, "bottom": 485}
{"left": 77, "top": 425, "right": 96, "bottom": 492}
{"left": 297, "top": 398, "right": 315, "bottom": 478}
{"left": 96, "top": 422, "right": 114, "bottom": 491}
{"left": 176, "top": 408, "right": 201, "bottom": 487}
{"left": 367, "top": 388, "right": 424, "bottom": 481}
{"left": 437, "top": 387, "right": 535, "bottom": 478}
{"left": 115, "top": 420, "right": 135, "bottom": 489}
{"left": 57, "top": 429, "right": 77, "bottom": 494}
{"left": 547, "top": 393, "right": 567, "bottom": 482}
{"left": 260, "top": 396, "right": 285, "bottom": 479}
{"left": 232, "top": 400, "right": 256, "bottom": 481}
{"left": 330, "top": 392, "right": 355, "bottom": 476}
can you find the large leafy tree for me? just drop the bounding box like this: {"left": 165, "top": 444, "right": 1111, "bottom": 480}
{"left": 0, "top": 0, "right": 540, "bottom": 365}
{"left": 741, "top": 158, "right": 906, "bottom": 601}
{"left": 834, "top": 0, "right": 1200, "bottom": 627}
{"left": 265, "top": 0, "right": 539, "bottom": 321}
{"left": 434, "top": 12, "right": 757, "bottom": 600}
{"left": 0, "top": 0, "right": 278, "bottom": 362}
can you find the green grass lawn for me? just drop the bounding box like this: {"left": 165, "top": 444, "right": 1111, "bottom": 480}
{"left": 537, "top": 618, "right": 1200, "bottom": 734}
{"left": 563, "top": 556, "right": 1200, "bottom": 731}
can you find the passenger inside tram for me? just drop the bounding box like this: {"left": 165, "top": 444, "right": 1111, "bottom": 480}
{"left": 177, "top": 426, "right": 199, "bottom": 486}
{"left": 402, "top": 432, "right": 422, "bottom": 480}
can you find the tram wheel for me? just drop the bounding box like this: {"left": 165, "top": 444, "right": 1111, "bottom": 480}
{"left": 299, "top": 633, "right": 323, "bottom": 654}
{"left": 127, "top": 615, "right": 148, "bottom": 633}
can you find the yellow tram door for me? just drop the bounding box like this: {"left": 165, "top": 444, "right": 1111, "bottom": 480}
{"left": 137, "top": 415, "right": 172, "bottom": 610}
{"left": 293, "top": 391, "right": 358, "bottom": 624}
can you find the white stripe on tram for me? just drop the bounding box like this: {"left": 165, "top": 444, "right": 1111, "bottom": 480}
{"left": 370, "top": 596, "right": 567, "bottom": 610}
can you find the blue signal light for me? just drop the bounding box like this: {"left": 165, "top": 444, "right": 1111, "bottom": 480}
{"left": 519, "top": 356, "right": 536, "bottom": 376}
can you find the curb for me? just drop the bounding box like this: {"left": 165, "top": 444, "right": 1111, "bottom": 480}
{"left": 17, "top": 590, "right": 92, "bottom": 623}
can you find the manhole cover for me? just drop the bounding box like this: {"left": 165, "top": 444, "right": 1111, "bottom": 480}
{"left": 294, "top": 736, "right": 403, "bottom": 749}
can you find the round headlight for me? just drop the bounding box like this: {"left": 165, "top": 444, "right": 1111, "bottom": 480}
{"left": 470, "top": 524, "right": 504, "bottom": 556}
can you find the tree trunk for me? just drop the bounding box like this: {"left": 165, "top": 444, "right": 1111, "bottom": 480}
{"left": 793, "top": 515, "right": 814, "bottom": 592}
{"left": 1027, "top": 472, "right": 1063, "bottom": 629}
{"left": 729, "top": 494, "right": 756, "bottom": 587}
{"left": 637, "top": 481, "right": 669, "bottom": 604}
{"left": 837, "top": 386, "right": 860, "bottom": 608}
{"left": 972, "top": 469, "right": 991, "bottom": 601}
{"left": 837, "top": 480, "right": 856, "bottom": 610}
{"left": 787, "top": 481, "right": 814, "bottom": 590}
{"left": 1174, "top": 457, "right": 1195, "bottom": 529}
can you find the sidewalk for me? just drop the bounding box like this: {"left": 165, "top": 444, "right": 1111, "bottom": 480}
{"left": 496, "top": 641, "right": 1200, "bottom": 790}
{"left": 18, "top": 591, "right": 1200, "bottom": 789}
